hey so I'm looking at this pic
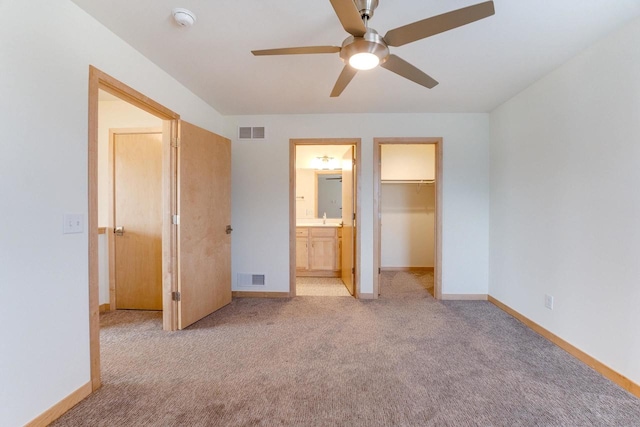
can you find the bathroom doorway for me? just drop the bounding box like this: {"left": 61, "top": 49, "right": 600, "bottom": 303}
{"left": 289, "top": 139, "right": 361, "bottom": 298}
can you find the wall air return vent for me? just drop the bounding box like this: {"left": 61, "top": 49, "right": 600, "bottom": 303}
{"left": 237, "top": 273, "right": 266, "bottom": 287}
{"left": 251, "top": 127, "right": 265, "bottom": 139}
{"left": 238, "top": 127, "right": 252, "bottom": 139}
{"left": 238, "top": 126, "right": 266, "bottom": 140}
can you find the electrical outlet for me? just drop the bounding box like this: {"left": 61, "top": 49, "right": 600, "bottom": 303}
{"left": 544, "top": 294, "right": 554, "bottom": 310}
{"left": 63, "top": 213, "right": 84, "bottom": 234}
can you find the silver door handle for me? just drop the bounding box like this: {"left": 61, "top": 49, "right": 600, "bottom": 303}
{"left": 114, "top": 226, "right": 124, "bottom": 236}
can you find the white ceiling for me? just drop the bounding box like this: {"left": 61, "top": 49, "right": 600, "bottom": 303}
{"left": 72, "top": 0, "right": 640, "bottom": 115}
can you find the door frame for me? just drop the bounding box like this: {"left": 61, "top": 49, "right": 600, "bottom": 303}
{"left": 107, "top": 128, "right": 163, "bottom": 311}
{"left": 88, "top": 66, "right": 180, "bottom": 391}
{"left": 373, "top": 137, "right": 443, "bottom": 299}
{"left": 289, "top": 138, "right": 362, "bottom": 297}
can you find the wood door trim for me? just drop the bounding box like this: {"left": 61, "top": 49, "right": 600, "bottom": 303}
{"left": 373, "top": 137, "right": 443, "bottom": 300}
{"left": 88, "top": 66, "right": 179, "bottom": 393}
{"left": 290, "top": 138, "right": 361, "bottom": 298}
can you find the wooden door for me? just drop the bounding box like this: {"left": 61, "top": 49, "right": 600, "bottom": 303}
{"left": 177, "top": 121, "right": 231, "bottom": 329}
{"left": 341, "top": 147, "right": 355, "bottom": 295}
{"left": 114, "top": 131, "right": 163, "bottom": 310}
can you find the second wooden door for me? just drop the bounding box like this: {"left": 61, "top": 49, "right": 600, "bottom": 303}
{"left": 114, "top": 131, "right": 163, "bottom": 310}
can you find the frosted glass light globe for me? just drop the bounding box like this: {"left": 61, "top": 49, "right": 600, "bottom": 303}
{"left": 349, "top": 52, "right": 379, "bottom": 70}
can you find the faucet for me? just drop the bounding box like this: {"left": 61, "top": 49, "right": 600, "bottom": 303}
{"left": 323, "top": 212, "right": 327, "bottom": 224}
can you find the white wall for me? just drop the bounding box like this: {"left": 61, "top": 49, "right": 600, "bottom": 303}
{"left": 381, "top": 183, "right": 435, "bottom": 268}
{"left": 0, "top": 0, "right": 225, "bottom": 425}
{"left": 489, "top": 17, "right": 640, "bottom": 385}
{"left": 225, "top": 114, "right": 490, "bottom": 296}
{"left": 295, "top": 169, "right": 317, "bottom": 219}
{"left": 98, "top": 98, "right": 163, "bottom": 226}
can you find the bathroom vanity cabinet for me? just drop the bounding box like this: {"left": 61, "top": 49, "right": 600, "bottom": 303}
{"left": 296, "top": 226, "right": 342, "bottom": 277}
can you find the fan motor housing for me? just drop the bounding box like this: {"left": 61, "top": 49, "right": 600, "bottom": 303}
{"left": 340, "top": 28, "right": 389, "bottom": 65}
{"left": 355, "top": 0, "right": 379, "bottom": 19}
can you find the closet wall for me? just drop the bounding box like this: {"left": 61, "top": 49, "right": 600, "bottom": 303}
{"left": 381, "top": 183, "right": 435, "bottom": 268}
{"left": 381, "top": 144, "right": 436, "bottom": 269}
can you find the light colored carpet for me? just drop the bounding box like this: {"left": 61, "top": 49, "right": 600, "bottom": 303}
{"left": 296, "top": 277, "right": 351, "bottom": 296}
{"left": 379, "top": 270, "right": 434, "bottom": 297}
{"left": 53, "top": 272, "right": 640, "bottom": 426}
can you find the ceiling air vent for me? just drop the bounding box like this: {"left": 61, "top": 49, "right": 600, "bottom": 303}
{"left": 238, "top": 126, "right": 266, "bottom": 140}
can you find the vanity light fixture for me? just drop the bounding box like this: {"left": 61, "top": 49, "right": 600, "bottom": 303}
{"left": 312, "top": 155, "right": 339, "bottom": 170}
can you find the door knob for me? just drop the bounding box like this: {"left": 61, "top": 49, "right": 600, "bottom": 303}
{"left": 114, "top": 226, "right": 124, "bottom": 236}
{"left": 226, "top": 225, "right": 233, "bottom": 235}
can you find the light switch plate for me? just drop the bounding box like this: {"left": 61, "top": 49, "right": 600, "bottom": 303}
{"left": 63, "top": 213, "right": 84, "bottom": 234}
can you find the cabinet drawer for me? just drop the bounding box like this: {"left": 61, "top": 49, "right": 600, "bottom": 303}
{"left": 296, "top": 228, "right": 309, "bottom": 237}
{"left": 310, "top": 227, "right": 336, "bottom": 237}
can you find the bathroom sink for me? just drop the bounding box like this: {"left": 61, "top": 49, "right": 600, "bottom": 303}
{"left": 296, "top": 222, "right": 342, "bottom": 227}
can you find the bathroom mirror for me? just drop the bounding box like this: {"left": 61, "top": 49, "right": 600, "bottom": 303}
{"left": 295, "top": 169, "right": 343, "bottom": 219}
{"left": 316, "top": 173, "right": 342, "bottom": 218}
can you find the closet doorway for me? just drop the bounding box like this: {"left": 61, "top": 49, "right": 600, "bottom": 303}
{"left": 289, "top": 138, "right": 362, "bottom": 298}
{"left": 373, "top": 138, "right": 443, "bottom": 299}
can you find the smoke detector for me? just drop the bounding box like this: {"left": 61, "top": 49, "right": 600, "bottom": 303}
{"left": 172, "top": 8, "right": 196, "bottom": 27}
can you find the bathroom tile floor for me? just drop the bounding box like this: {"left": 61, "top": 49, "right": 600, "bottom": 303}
{"left": 296, "top": 277, "right": 351, "bottom": 297}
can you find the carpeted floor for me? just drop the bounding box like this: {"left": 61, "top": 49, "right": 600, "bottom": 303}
{"left": 54, "top": 272, "right": 640, "bottom": 426}
{"left": 296, "top": 277, "right": 351, "bottom": 296}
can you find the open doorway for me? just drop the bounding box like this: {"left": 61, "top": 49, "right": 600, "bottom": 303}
{"left": 98, "top": 91, "right": 164, "bottom": 312}
{"left": 290, "top": 139, "right": 361, "bottom": 298}
{"left": 89, "top": 67, "right": 179, "bottom": 390}
{"left": 373, "top": 138, "right": 443, "bottom": 299}
{"left": 89, "top": 67, "right": 233, "bottom": 393}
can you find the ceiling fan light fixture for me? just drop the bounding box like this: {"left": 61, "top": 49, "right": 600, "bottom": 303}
{"left": 349, "top": 52, "right": 379, "bottom": 70}
{"left": 340, "top": 29, "right": 389, "bottom": 70}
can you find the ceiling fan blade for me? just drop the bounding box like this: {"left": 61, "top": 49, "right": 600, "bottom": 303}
{"left": 329, "top": 0, "right": 367, "bottom": 37}
{"left": 380, "top": 55, "right": 438, "bottom": 89}
{"left": 252, "top": 46, "right": 341, "bottom": 56}
{"left": 330, "top": 65, "right": 358, "bottom": 97}
{"left": 384, "top": 1, "right": 495, "bottom": 47}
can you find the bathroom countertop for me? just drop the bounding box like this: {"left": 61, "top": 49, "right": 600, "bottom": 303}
{"left": 296, "top": 223, "right": 342, "bottom": 228}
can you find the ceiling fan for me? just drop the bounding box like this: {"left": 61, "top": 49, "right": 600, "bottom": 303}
{"left": 252, "top": 0, "right": 495, "bottom": 97}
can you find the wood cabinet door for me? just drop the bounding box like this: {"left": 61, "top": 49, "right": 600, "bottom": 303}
{"left": 296, "top": 237, "right": 309, "bottom": 270}
{"left": 310, "top": 237, "right": 336, "bottom": 270}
